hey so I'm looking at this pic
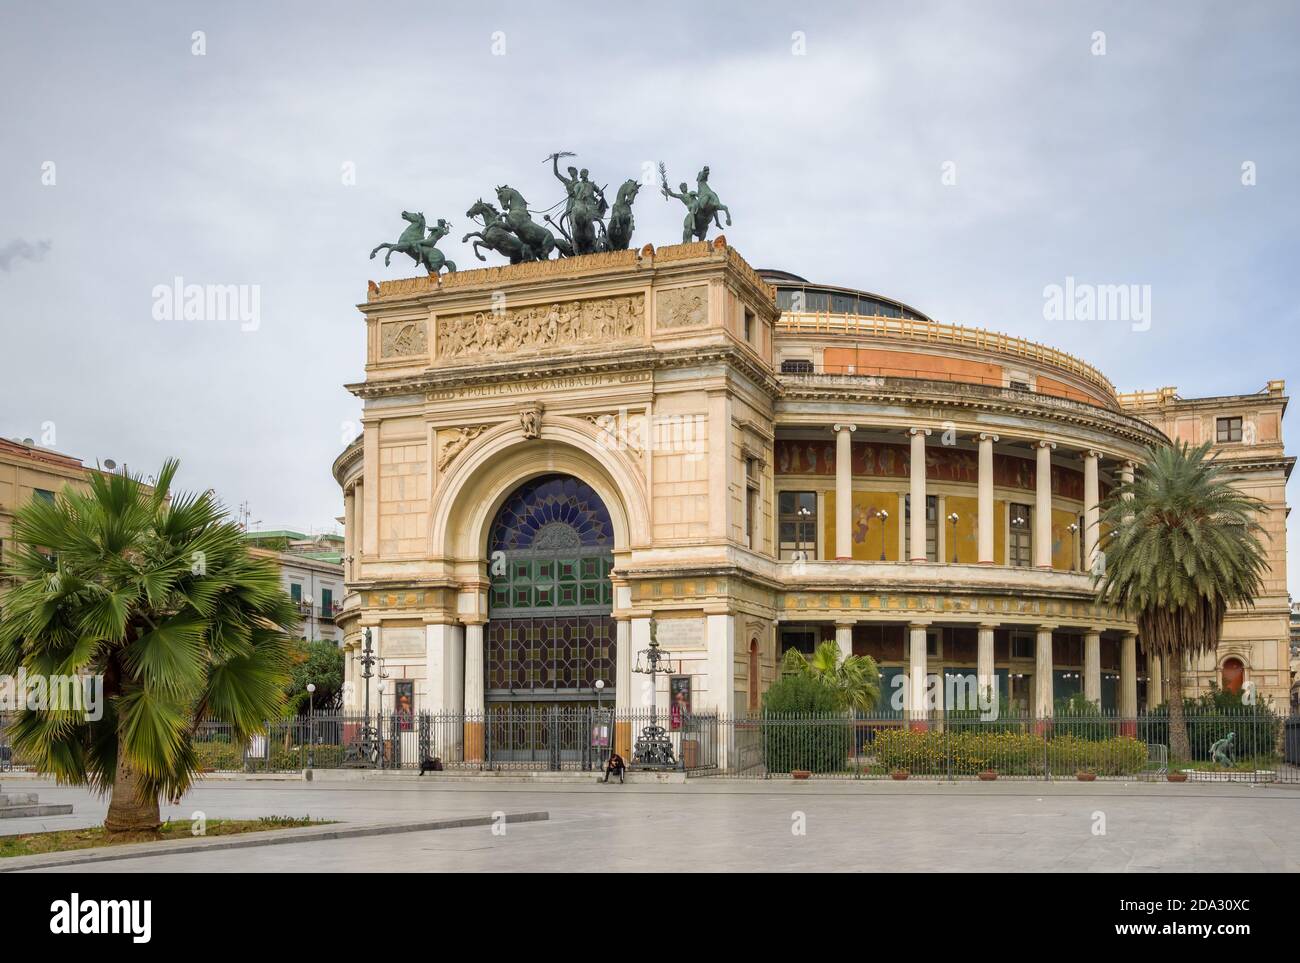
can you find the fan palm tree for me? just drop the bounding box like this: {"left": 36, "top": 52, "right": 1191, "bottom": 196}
{"left": 1094, "top": 441, "right": 1267, "bottom": 760}
{"left": 780, "top": 640, "right": 881, "bottom": 714}
{"left": 0, "top": 460, "right": 296, "bottom": 833}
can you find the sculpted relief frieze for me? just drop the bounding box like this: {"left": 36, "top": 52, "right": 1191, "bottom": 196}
{"left": 436, "top": 293, "right": 644, "bottom": 360}
{"left": 655, "top": 285, "right": 708, "bottom": 329}
{"left": 380, "top": 319, "right": 429, "bottom": 359}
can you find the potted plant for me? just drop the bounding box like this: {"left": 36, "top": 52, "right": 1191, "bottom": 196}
{"left": 978, "top": 768, "right": 998, "bottom": 781}
{"left": 1076, "top": 768, "right": 1097, "bottom": 782}
{"left": 890, "top": 768, "right": 909, "bottom": 781}
{"left": 791, "top": 769, "right": 811, "bottom": 780}
{"left": 1166, "top": 771, "right": 1189, "bottom": 783}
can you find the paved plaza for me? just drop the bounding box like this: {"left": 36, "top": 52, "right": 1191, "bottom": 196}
{"left": 3, "top": 777, "right": 1296, "bottom": 873}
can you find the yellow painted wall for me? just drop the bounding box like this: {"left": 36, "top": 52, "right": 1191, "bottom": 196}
{"left": 1051, "top": 507, "right": 1080, "bottom": 570}
{"left": 823, "top": 490, "right": 899, "bottom": 560}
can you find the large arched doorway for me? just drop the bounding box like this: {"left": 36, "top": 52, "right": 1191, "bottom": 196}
{"left": 485, "top": 473, "right": 616, "bottom": 707}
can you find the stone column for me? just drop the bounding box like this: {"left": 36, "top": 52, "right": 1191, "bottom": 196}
{"left": 462, "top": 621, "right": 486, "bottom": 761}
{"left": 1120, "top": 632, "right": 1138, "bottom": 719}
{"left": 614, "top": 616, "right": 632, "bottom": 757}
{"left": 425, "top": 622, "right": 465, "bottom": 715}
{"left": 977, "top": 433, "right": 998, "bottom": 564}
{"left": 1034, "top": 441, "right": 1056, "bottom": 569}
{"left": 1149, "top": 651, "right": 1163, "bottom": 709}
{"left": 977, "top": 623, "right": 997, "bottom": 704}
{"left": 353, "top": 480, "right": 365, "bottom": 572}
{"left": 343, "top": 487, "right": 356, "bottom": 581}
{"left": 896, "top": 492, "right": 908, "bottom": 561}
{"left": 1035, "top": 625, "right": 1055, "bottom": 718}
{"left": 1083, "top": 449, "right": 1101, "bottom": 573}
{"left": 1083, "top": 629, "right": 1102, "bottom": 705}
{"left": 908, "top": 622, "right": 930, "bottom": 724}
{"left": 835, "top": 621, "right": 854, "bottom": 659}
{"left": 909, "top": 428, "right": 931, "bottom": 562}
{"left": 833, "top": 423, "right": 856, "bottom": 560}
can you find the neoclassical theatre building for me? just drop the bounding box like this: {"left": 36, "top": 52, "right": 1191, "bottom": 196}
{"left": 332, "top": 241, "right": 1293, "bottom": 752}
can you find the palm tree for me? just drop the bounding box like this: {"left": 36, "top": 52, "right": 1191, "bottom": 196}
{"left": 1094, "top": 441, "right": 1267, "bottom": 760}
{"left": 0, "top": 461, "right": 296, "bottom": 833}
{"left": 780, "top": 640, "right": 881, "bottom": 714}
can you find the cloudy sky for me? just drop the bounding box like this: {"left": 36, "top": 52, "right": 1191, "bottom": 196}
{"left": 3, "top": 1, "right": 1297, "bottom": 591}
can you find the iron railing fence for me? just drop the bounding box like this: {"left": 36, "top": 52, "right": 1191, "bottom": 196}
{"left": 3, "top": 708, "right": 1292, "bottom": 780}
{"left": 699, "top": 708, "right": 1298, "bottom": 782}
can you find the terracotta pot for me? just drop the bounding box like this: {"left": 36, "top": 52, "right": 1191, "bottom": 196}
{"left": 1167, "top": 772, "right": 1188, "bottom": 783}
{"left": 1076, "top": 772, "right": 1097, "bottom": 782}
{"left": 791, "top": 770, "right": 811, "bottom": 780}
{"left": 890, "top": 770, "right": 909, "bottom": 781}
{"left": 978, "top": 770, "right": 998, "bottom": 781}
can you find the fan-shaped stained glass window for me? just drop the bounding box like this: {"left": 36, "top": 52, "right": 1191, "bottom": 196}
{"left": 489, "top": 474, "right": 613, "bottom": 552}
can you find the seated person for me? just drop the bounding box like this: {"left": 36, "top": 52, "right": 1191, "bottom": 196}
{"left": 603, "top": 752, "right": 626, "bottom": 784}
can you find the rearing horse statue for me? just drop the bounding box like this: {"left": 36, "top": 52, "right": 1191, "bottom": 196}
{"left": 604, "top": 179, "right": 641, "bottom": 251}
{"left": 495, "top": 185, "right": 557, "bottom": 261}
{"left": 369, "top": 211, "right": 456, "bottom": 275}
{"left": 463, "top": 199, "right": 528, "bottom": 264}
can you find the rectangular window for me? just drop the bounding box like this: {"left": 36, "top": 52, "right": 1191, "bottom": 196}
{"left": 1011, "top": 633, "right": 1035, "bottom": 659}
{"left": 745, "top": 458, "right": 760, "bottom": 550}
{"left": 322, "top": 588, "right": 333, "bottom": 612}
{"left": 1216, "top": 416, "right": 1242, "bottom": 442}
{"left": 780, "top": 358, "right": 814, "bottom": 374}
{"left": 743, "top": 308, "right": 755, "bottom": 343}
{"left": 905, "top": 495, "right": 939, "bottom": 562}
{"left": 290, "top": 583, "right": 302, "bottom": 602}
{"left": 1008, "top": 380, "right": 1031, "bottom": 392}
{"left": 778, "top": 490, "right": 817, "bottom": 560}
{"left": 1009, "top": 502, "right": 1032, "bottom": 567}
{"left": 779, "top": 627, "right": 818, "bottom": 658}
{"left": 33, "top": 488, "right": 55, "bottom": 503}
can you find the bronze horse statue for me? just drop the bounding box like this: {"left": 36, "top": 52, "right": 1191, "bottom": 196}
{"left": 370, "top": 211, "right": 456, "bottom": 274}
{"left": 495, "top": 185, "right": 557, "bottom": 261}
{"left": 604, "top": 179, "right": 641, "bottom": 251}
{"left": 463, "top": 199, "right": 528, "bottom": 264}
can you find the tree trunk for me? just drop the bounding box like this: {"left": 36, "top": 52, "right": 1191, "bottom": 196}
{"left": 1166, "top": 656, "right": 1191, "bottom": 761}
{"left": 104, "top": 748, "right": 161, "bottom": 834}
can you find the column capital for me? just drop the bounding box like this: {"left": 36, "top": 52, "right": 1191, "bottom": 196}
{"left": 906, "top": 620, "right": 933, "bottom": 630}
{"left": 834, "top": 619, "right": 858, "bottom": 629}
{"left": 1083, "top": 627, "right": 1104, "bottom": 638}
{"left": 1035, "top": 623, "right": 1059, "bottom": 633}
{"left": 1036, "top": 440, "right": 1057, "bottom": 451}
{"left": 459, "top": 617, "right": 488, "bottom": 627}
{"left": 1085, "top": 448, "right": 1103, "bottom": 460}
{"left": 977, "top": 621, "right": 1001, "bottom": 631}
{"left": 909, "top": 427, "right": 932, "bottom": 437}
{"left": 832, "top": 423, "right": 857, "bottom": 433}
{"left": 976, "top": 432, "right": 1000, "bottom": 443}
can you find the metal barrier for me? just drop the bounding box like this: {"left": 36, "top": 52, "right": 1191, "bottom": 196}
{"left": 4, "top": 708, "right": 1291, "bottom": 781}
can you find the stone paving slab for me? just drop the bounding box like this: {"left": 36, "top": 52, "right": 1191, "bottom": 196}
{"left": 0, "top": 810, "right": 548, "bottom": 873}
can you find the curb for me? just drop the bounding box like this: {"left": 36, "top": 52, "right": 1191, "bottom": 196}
{"left": 0, "top": 810, "right": 549, "bottom": 873}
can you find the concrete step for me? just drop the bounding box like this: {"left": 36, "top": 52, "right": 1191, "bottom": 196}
{"left": 0, "top": 803, "right": 74, "bottom": 818}
{"left": 0, "top": 793, "right": 39, "bottom": 807}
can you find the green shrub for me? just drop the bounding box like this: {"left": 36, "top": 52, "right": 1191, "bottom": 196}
{"left": 869, "top": 727, "right": 1147, "bottom": 776}
{"left": 761, "top": 675, "right": 851, "bottom": 773}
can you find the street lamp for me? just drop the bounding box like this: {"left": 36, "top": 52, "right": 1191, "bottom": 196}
{"left": 947, "top": 512, "right": 960, "bottom": 564}
{"left": 1067, "top": 522, "right": 1079, "bottom": 570}
{"left": 594, "top": 678, "right": 606, "bottom": 712}
{"left": 796, "top": 503, "right": 812, "bottom": 560}
{"left": 632, "top": 618, "right": 677, "bottom": 769}
{"left": 877, "top": 509, "right": 889, "bottom": 561}
{"left": 306, "top": 683, "right": 316, "bottom": 770}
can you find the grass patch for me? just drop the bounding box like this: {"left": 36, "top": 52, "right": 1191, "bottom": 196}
{"left": 1170, "top": 755, "right": 1279, "bottom": 773}
{"left": 0, "top": 815, "right": 331, "bottom": 859}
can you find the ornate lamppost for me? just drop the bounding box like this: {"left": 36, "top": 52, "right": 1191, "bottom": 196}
{"left": 878, "top": 509, "right": 889, "bottom": 561}
{"left": 947, "top": 511, "right": 960, "bottom": 564}
{"left": 631, "top": 618, "right": 677, "bottom": 769}
{"left": 347, "top": 628, "right": 381, "bottom": 767}
{"left": 1067, "top": 521, "right": 1079, "bottom": 571}
{"left": 306, "top": 682, "right": 316, "bottom": 770}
